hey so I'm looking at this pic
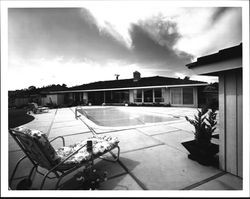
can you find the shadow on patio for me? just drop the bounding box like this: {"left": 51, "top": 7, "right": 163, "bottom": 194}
{"left": 59, "top": 157, "right": 141, "bottom": 190}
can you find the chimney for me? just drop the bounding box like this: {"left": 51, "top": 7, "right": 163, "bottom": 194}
{"left": 133, "top": 71, "right": 141, "bottom": 82}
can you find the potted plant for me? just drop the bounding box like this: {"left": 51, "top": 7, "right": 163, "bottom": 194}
{"left": 181, "top": 107, "right": 219, "bottom": 166}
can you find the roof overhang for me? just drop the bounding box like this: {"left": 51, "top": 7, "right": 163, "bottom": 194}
{"left": 46, "top": 83, "right": 208, "bottom": 94}
{"left": 186, "top": 43, "right": 242, "bottom": 76}
{"left": 187, "top": 57, "right": 242, "bottom": 76}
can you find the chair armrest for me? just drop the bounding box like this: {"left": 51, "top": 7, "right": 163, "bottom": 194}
{"left": 49, "top": 136, "right": 65, "bottom": 147}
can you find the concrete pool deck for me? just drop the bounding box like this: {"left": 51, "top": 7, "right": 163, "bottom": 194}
{"left": 8, "top": 106, "right": 242, "bottom": 192}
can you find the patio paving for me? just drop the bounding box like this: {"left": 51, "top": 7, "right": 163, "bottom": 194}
{"left": 192, "top": 173, "right": 243, "bottom": 190}
{"left": 8, "top": 106, "right": 242, "bottom": 192}
{"left": 120, "top": 144, "right": 221, "bottom": 190}
{"left": 99, "top": 174, "right": 143, "bottom": 190}
{"left": 168, "top": 120, "right": 195, "bottom": 133}
{"left": 98, "top": 129, "right": 164, "bottom": 154}
{"left": 152, "top": 130, "right": 194, "bottom": 153}
{"left": 137, "top": 124, "right": 179, "bottom": 136}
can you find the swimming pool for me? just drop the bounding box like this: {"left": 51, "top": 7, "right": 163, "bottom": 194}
{"left": 78, "top": 107, "right": 178, "bottom": 127}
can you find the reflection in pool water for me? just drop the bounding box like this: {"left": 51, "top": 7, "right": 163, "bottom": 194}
{"left": 79, "top": 107, "right": 178, "bottom": 127}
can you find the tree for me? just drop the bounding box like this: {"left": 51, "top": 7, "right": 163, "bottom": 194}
{"left": 183, "top": 76, "right": 190, "bottom": 80}
{"left": 28, "top": 86, "right": 36, "bottom": 90}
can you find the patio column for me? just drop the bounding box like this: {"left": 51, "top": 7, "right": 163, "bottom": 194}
{"left": 80, "top": 92, "right": 83, "bottom": 102}
{"left": 142, "top": 89, "right": 144, "bottom": 103}
{"left": 193, "top": 87, "right": 198, "bottom": 107}
{"left": 83, "top": 92, "right": 88, "bottom": 104}
{"left": 153, "top": 88, "right": 155, "bottom": 103}
{"left": 129, "top": 90, "right": 134, "bottom": 103}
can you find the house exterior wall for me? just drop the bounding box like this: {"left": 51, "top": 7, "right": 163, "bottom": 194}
{"left": 41, "top": 94, "right": 59, "bottom": 105}
{"left": 68, "top": 93, "right": 74, "bottom": 105}
{"left": 83, "top": 92, "right": 88, "bottom": 103}
{"left": 41, "top": 94, "right": 65, "bottom": 106}
{"left": 41, "top": 96, "right": 48, "bottom": 106}
{"left": 14, "top": 98, "right": 29, "bottom": 107}
{"left": 219, "top": 68, "right": 242, "bottom": 177}
{"left": 187, "top": 52, "right": 243, "bottom": 178}
{"left": 129, "top": 90, "right": 134, "bottom": 103}
{"left": 46, "top": 85, "right": 200, "bottom": 107}
{"left": 164, "top": 88, "right": 170, "bottom": 104}
{"left": 57, "top": 94, "right": 64, "bottom": 105}
{"left": 49, "top": 94, "right": 58, "bottom": 104}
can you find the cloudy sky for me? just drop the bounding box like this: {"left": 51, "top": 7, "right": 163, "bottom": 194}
{"left": 8, "top": 2, "right": 242, "bottom": 90}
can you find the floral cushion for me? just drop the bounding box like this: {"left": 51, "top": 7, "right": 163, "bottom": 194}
{"left": 12, "top": 126, "right": 60, "bottom": 168}
{"left": 12, "top": 126, "right": 119, "bottom": 170}
{"left": 56, "top": 135, "right": 119, "bottom": 167}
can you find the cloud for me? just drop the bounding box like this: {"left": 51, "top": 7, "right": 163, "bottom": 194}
{"left": 129, "top": 18, "right": 193, "bottom": 75}
{"left": 80, "top": 2, "right": 184, "bottom": 48}
{"left": 211, "top": 7, "right": 232, "bottom": 23}
{"left": 8, "top": 8, "right": 131, "bottom": 65}
{"left": 174, "top": 7, "right": 242, "bottom": 58}
{"left": 9, "top": 7, "right": 241, "bottom": 64}
{"left": 8, "top": 7, "right": 194, "bottom": 77}
{"left": 8, "top": 6, "right": 242, "bottom": 89}
{"left": 138, "top": 14, "right": 181, "bottom": 48}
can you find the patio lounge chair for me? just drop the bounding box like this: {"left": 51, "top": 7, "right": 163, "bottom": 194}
{"left": 9, "top": 126, "right": 120, "bottom": 190}
{"left": 27, "top": 103, "right": 49, "bottom": 114}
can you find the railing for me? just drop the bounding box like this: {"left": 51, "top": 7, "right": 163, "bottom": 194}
{"left": 75, "top": 107, "right": 97, "bottom": 136}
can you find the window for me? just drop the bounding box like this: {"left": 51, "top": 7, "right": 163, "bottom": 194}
{"left": 170, "top": 87, "right": 194, "bottom": 105}
{"left": 171, "top": 88, "right": 182, "bottom": 104}
{"left": 154, "top": 88, "right": 163, "bottom": 102}
{"left": 134, "top": 89, "right": 142, "bottom": 102}
{"left": 183, "top": 87, "right": 194, "bottom": 104}
{"left": 113, "top": 90, "right": 129, "bottom": 103}
{"left": 144, "top": 89, "right": 153, "bottom": 102}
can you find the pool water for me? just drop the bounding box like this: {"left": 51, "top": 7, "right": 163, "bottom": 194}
{"left": 79, "top": 107, "right": 178, "bottom": 127}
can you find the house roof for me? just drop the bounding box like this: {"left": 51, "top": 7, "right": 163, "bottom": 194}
{"left": 186, "top": 43, "right": 242, "bottom": 69}
{"left": 67, "top": 76, "right": 207, "bottom": 92}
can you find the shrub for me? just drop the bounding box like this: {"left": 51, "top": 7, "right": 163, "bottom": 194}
{"left": 185, "top": 107, "right": 217, "bottom": 146}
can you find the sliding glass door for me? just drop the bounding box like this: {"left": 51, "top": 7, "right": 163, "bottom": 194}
{"left": 183, "top": 87, "right": 194, "bottom": 105}
{"left": 171, "top": 88, "right": 182, "bottom": 105}
{"left": 170, "top": 87, "right": 194, "bottom": 105}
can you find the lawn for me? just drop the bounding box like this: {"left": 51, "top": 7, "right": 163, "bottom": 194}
{"left": 8, "top": 108, "right": 35, "bottom": 128}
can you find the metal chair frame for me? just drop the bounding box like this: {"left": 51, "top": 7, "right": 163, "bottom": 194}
{"left": 9, "top": 129, "right": 120, "bottom": 190}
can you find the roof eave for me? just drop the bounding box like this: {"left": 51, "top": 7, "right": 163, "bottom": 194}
{"left": 186, "top": 43, "right": 242, "bottom": 70}
{"left": 45, "top": 83, "right": 208, "bottom": 94}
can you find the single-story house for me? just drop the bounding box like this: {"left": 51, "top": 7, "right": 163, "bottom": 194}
{"left": 186, "top": 43, "right": 242, "bottom": 178}
{"left": 41, "top": 71, "right": 208, "bottom": 108}
{"left": 8, "top": 93, "right": 41, "bottom": 108}
{"left": 9, "top": 97, "right": 29, "bottom": 108}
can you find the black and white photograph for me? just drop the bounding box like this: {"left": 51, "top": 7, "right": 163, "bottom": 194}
{"left": 1, "top": 0, "right": 249, "bottom": 197}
